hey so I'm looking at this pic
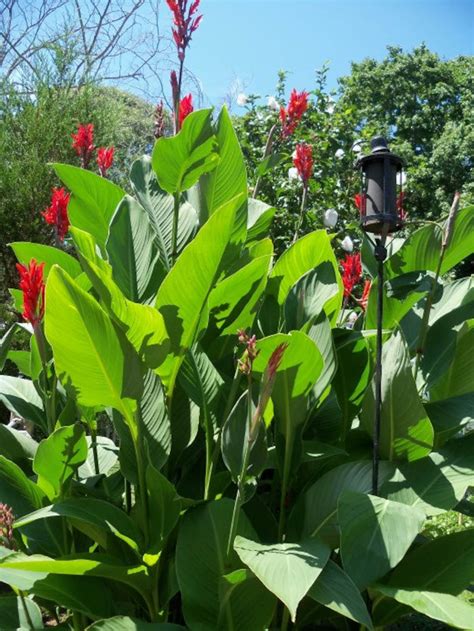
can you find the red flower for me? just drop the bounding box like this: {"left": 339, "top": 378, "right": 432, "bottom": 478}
{"left": 42, "top": 187, "right": 70, "bottom": 241}
{"left": 397, "top": 191, "right": 407, "bottom": 220}
{"left": 341, "top": 253, "right": 362, "bottom": 299}
{"left": 354, "top": 193, "right": 367, "bottom": 215}
{"left": 280, "top": 89, "right": 309, "bottom": 137}
{"left": 97, "top": 147, "right": 114, "bottom": 177}
{"left": 178, "top": 94, "right": 194, "bottom": 128}
{"left": 166, "top": 0, "right": 202, "bottom": 62}
{"left": 293, "top": 143, "right": 314, "bottom": 185}
{"left": 357, "top": 280, "right": 371, "bottom": 311}
{"left": 71, "top": 123, "right": 95, "bottom": 168}
{"left": 16, "top": 259, "right": 45, "bottom": 326}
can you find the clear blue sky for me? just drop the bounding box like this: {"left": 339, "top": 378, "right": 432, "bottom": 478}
{"left": 168, "top": 0, "right": 473, "bottom": 106}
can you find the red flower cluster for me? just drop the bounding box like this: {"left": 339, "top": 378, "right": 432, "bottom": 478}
{"left": 178, "top": 94, "right": 194, "bottom": 128}
{"left": 237, "top": 329, "right": 259, "bottom": 375}
{"left": 42, "top": 187, "right": 70, "bottom": 241}
{"left": 16, "top": 259, "right": 45, "bottom": 326}
{"left": 97, "top": 147, "right": 114, "bottom": 177}
{"left": 280, "top": 89, "right": 309, "bottom": 137}
{"left": 354, "top": 193, "right": 367, "bottom": 215}
{"left": 71, "top": 123, "right": 95, "bottom": 168}
{"left": 341, "top": 253, "right": 362, "bottom": 299}
{"left": 166, "top": 0, "right": 202, "bottom": 62}
{"left": 293, "top": 143, "right": 314, "bottom": 185}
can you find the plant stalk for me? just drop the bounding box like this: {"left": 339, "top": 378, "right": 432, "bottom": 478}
{"left": 90, "top": 426, "right": 100, "bottom": 475}
{"left": 292, "top": 181, "right": 308, "bottom": 243}
{"left": 171, "top": 192, "right": 180, "bottom": 266}
{"left": 252, "top": 123, "right": 277, "bottom": 199}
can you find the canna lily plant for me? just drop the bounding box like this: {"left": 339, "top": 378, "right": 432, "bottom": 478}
{"left": 0, "top": 106, "right": 473, "bottom": 631}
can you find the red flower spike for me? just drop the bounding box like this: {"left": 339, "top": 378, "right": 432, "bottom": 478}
{"left": 397, "top": 191, "right": 407, "bottom": 220}
{"left": 340, "top": 253, "right": 362, "bottom": 299}
{"left": 97, "top": 147, "right": 114, "bottom": 177}
{"left": 357, "top": 280, "right": 372, "bottom": 311}
{"left": 71, "top": 123, "right": 95, "bottom": 168}
{"left": 178, "top": 93, "right": 194, "bottom": 128}
{"left": 42, "top": 187, "right": 70, "bottom": 241}
{"left": 293, "top": 143, "right": 314, "bottom": 185}
{"left": 280, "top": 89, "right": 309, "bottom": 137}
{"left": 166, "top": 0, "right": 202, "bottom": 61}
{"left": 16, "top": 259, "right": 45, "bottom": 326}
{"left": 354, "top": 193, "right": 367, "bottom": 215}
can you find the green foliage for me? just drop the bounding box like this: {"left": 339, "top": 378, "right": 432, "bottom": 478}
{"left": 0, "top": 106, "right": 473, "bottom": 631}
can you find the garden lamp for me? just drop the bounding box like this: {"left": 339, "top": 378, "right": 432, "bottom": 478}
{"left": 355, "top": 136, "right": 405, "bottom": 495}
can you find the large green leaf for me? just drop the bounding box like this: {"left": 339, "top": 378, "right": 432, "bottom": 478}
{"left": 15, "top": 498, "right": 141, "bottom": 553}
{"left": 380, "top": 434, "right": 474, "bottom": 515}
{"left": 0, "top": 455, "right": 46, "bottom": 516}
{"left": 306, "top": 312, "right": 337, "bottom": 403}
{"left": 200, "top": 106, "right": 247, "bottom": 225}
{"left": 176, "top": 499, "right": 274, "bottom": 630}
{"left": 217, "top": 569, "right": 276, "bottom": 631}
{"left": 373, "top": 586, "right": 474, "bottom": 630}
{"left": 87, "top": 618, "right": 186, "bottom": 630}
{"left": 45, "top": 266, "right": 141, "bottom": 426}
{"left": 10, "top": 241, "right": 82, "bottom": 279}
{"left": 234, "top": 536, "right": 330, "bottom": 622}
{"left": 33, "top": 424, "right": 88, "bottom": 500}
{"left": 267, "top": 231, "right": 342, "bottom": 319}
{"left": 440, "top": 204, "right": 474, "bottom": 273}
{"left": 0, "top": 376, "right": 46, "bottom": 431}
{"left": 106, "top": 195, "right": 166, "bottom": 303}
{"left": 338, "top": 491, "right": 425, "bottom": 589}
{"left": 289, "top": 460, "right": 394, "bottom": 545}
{"left": 53, "top": 163, "right": 125, "bottom": 250}
{"left": 372, "top": 529, "right": 474, "bottom": 627}
{"left": 430, "top": 319, "right": 474, "bottom": 400}
{"left": 130, "top": 156, "right": 198, "bottom": 269}
{"left": 152, "top": 109, "right": 219, "bottom": 194}
{"left": 360, "top": 331, "right": 434, "bottom": 461}
{"left": 333, "top": 329, "right": 372, "bottom": 438}
{"left": 425, "top": 393, "right": 474, "bottom": 447}
{"left": 207, "top": 239, "right": 272, "bottom": 347}
{"left": 145, "top": 464, "right": 181, "bottom": 562}
{"left": 307, "top": 560, "right": 374, "bottom": 629}
{"left": 155, "top": 194, "right": 241, "bottom": 393}
{"left": 0, "top": 595, "right": 43, "bottom": 630}
{"left": 0, "top": 424, "right": 38, "bottom": 463}
{"left": 76, "top": 250, "right": 169, "bottom": 371}
{"left": 246, "top": 199, "right": 276, "bottom": 242}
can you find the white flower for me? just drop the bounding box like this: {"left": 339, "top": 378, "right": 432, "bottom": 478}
{"left": 335, "top": 148, "right": 345, "bottom": 159}
{"left": 326, "top": 103, "right": 335, "bottom": 115}
{"left": 236, "top": 93, "right": 248, "bottom": 107}
{"left": 288, "top": 167, "right": 300, "bottom": 181}
{"left": 323, "top": 208, "right": 338, "bottom": 228}
{"left": 348, "top": 311, "right": 358, "bottom": 324}
{"left": 267, "top": 96, "right": 279, "bottom": 111}
{"left": 352, "top": 142, "right": 362, "bottom": 154}
{"left": 399, "top": 170, "right": 407, "bottom": 186}
{"left": 341, "top": 236, "right": 354, "bottom": 252}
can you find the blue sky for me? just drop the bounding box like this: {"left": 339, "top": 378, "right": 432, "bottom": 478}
{"left": 171, "top": 0, "right": 473, "bottom": 106}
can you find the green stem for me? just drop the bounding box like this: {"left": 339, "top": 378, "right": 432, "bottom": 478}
{"left": 203, "top": 408, "right": 214, "bottom": 501}
{"left": 292, "top": 181, "right": 308, "bottom": 244}
{"left": 90, "top": 426, "right": 100, "bottom": 475}
{"left": 281, "top": 606, "right": 290, "bottom": 631}
{"left": 252, "top": 123, "right": 277, "bottom": 199}
{"left": 133, "top": 407, "right": 150, "bottom": 545}
{"left": 278, "top": 431, "right": 294, "bottom": 541}
{"left": 226, "top": 380, "right": 253, "bottom": 558}
{"left": 19, "top": 592, "right": 34, "bottom": 630}
{"left": 171, "top": 192, "right": 180, "bottom": 266}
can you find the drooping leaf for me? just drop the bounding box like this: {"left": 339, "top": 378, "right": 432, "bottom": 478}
{"left": 10, "top": 241, "right": 82, "bottom": 280}
{"left": 360, "top": 330, "right": 434, "bottom": 461}
{"left": 0, "top": 423, "right": 38, "bottom": 463}
{"left": 45, "top": 266, "right": 142, "bottom": 425}
{"left": 380, "top": 433, "right": 474, "bottom": 515}
{"left": 0, "top": 376, "right": 46, "bottom": 431}
{"left": 33, "top": 424, "right": 88, "bottom": 500}
{"left": 0, "top": 455, "right": 46, "bottom": 516}
{"left": 0, "top": 595, "right": 43, "bottom": 630}
{"left": 152, "top": 109, "right": 219, "bottom": 194}
{"left": 234, "top": 536, "right": 330, "bottom": 622}
{"left": 106, "top": 195, "right": 166, "bottom": 303}
{"left": 338, "top": 491, "right": 425, "bottom": 589}
{"left": 246, "top": 199, "right": 276, "bottom": 242}
{"left": 53, "top": 163, "right": 125, "bottom": 250}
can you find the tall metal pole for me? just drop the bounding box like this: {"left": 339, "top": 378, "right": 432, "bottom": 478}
{"left": 372, "top": 239, "right": 387, "bottom": 495}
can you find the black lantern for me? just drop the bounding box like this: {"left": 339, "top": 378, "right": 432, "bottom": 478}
{"left": 354, "top": 136, "right": 406, "bottom": 497}
{"left": 356, "top": 136, "right": 405, "bottom": 235}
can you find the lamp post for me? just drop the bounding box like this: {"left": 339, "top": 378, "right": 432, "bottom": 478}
{"left": 355, "top": 136, "right": 405, "bottom": 495}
